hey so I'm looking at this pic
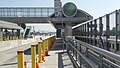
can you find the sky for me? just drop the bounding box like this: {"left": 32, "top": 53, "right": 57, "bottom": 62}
{"left": 0, "top": 0, "right": 120, "bottom": 32}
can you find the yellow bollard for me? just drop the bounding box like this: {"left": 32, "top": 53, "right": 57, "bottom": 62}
{"left": 16, "top": 36, "right": 18, "bottom": 40}
{"left": 49, "top": 37, "right": 51, "bottom": 49}
{"left": 14, "top": 36, "right": 15, "bottom": 40}
{"left": 54, "top": 36, "right": 56, "bottom": 41}
{"left": 46, "top": 38, "right": 49, "bottom": 51}
{"left": 44, "top": 39, "right": 47, "bottom": 56}
{"left": 17, "top": 51, "right": 24, "bottom": 68}
{"left": 43, "top": 40, "right": 46, "bottom": 56}
{"left": 5, "top": 37, "right": 7, "bottom": 41}
{"left": 31, "top": 45, "right": 36, "bottom": 68}
{"left": 13, "top": 36, "right": 14, "bottom": 40}
{"left": 12, "top": 36, "right": 13, "bottom": 40}
{"left": 50, "top": 37, "right": 52, "bottom": 48}
{"left": 45, "top": 38, "right": 49, "bottom": 56}
{"left": 38, "top": 42, "right": 43, "bottom": 63}
{"left": 11, "top": 36, "right": 12, "bottom": 40}
{"left": 10, "top": 36, "right": 11, "bottom": 41}
{"left": 7, "top": 36, "right": 9, "bottom": 41}
{"left": 48, "top": 38, "right": 50, "bottom": 50}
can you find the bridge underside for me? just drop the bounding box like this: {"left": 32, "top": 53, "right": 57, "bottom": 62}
{"left": 0, "top": 17, "right": 91, "bottom": 27}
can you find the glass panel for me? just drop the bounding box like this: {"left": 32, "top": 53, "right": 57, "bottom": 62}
{"left": 109, "top": 12, "right": 116, "bottom": 37}
{"left": 0, "top": 9, "right": 1, "bottom": 17}
{"left": 1, "top": 9, "right": 4, "bottom": 17}
{"left": 41, "top": 9, "right": 47, "bottom": 17}
{"left": 102, "top": 16, "right": 106, "bottom": 33}
{"left": 96, "top": 19, "right": 99, "bottom": 36}
{"left": 118, "top": 10, "right": 120, "bottom": 40}
{"left": 48, "top": 9, "right": 54, "bottom": 16}
{"left": 29, "top": 12, "right": 35, "bottom": 17}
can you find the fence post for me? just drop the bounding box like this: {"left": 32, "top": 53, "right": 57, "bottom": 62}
{"left": 31, "top": 45, "right": 36, "bottom": 68}
{"left": 17, "top": 51, "right": 24, "bottom": 68}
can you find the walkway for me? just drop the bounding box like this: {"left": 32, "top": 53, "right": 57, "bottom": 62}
{"left": 39, "top": 38, "right": 74, "bottom": 68}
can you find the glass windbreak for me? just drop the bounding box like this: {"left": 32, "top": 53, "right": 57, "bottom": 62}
{"left": 109, "top": 12, "right": 116, "bottom": 38}
{"left": 96, "top": 19, "right": 100, "bottom": 37}
{"left": 118, "top": 10, "right": 120, "bottom": 40}
{"left": 102, "top": 16, "right": 106, "bottom": 34}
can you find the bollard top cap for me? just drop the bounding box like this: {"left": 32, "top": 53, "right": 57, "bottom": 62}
{"left": 31, "top": 45, "right": 36, "bottom": 47}
{"left": 17, "top": 51, "right": 24, "bottom": 54}
{"left": 31, "top": 42, "right": 37, "bottom": 45}
{"left": 38, "top": 40, "right": 43, "bottom": 43}
{"left": 38, "top": 42, "right": 42, "bottom": 44}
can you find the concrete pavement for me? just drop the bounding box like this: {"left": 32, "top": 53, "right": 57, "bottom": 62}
{"left": 0, "top": 43, "right": 32, "bottom": 68}
{"left": 0, "top": 38, "right": 74, "bottom": 68}
{"left": 39, "top": 39, "right": 74, "bottom": 68}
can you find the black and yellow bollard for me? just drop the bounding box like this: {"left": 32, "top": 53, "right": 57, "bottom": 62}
{"left": 17, "top": 51, "right": 25, "bottom": 68}
{"left": 38, "top": 41, "right": 43, "bottom": 63}
{"left": 31, "top": 45, "right": 36, "bottom": 68}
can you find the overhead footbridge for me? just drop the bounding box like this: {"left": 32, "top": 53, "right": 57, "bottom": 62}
{"left": 0, "top": 2, "right": 93, "bottom": 38}
{"left": 0, "top": 6, "right": 92, "bottom": 29}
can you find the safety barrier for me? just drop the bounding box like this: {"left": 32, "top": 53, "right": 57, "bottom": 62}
{"left": 17, "top": 35, "right": 56, "bottom": 68}
{"left": 64, "top": 37, "right": 120, "bottom": 68}
{"left": 72, "top": 9, "right": 120, "bottom": 54}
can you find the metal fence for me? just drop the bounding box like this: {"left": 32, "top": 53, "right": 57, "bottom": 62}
{"left": 73, "top": 9, "right": 120, "bottom": 53}
{"left": 0, "top": 7, "right": 55, "bottom": 17}
{"left": 64, "top": 37, "right": 120, "bottom": 68}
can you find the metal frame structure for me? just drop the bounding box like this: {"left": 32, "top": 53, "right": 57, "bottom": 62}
{"left": 73, "top": 9, "right": 120, "bottom": 53}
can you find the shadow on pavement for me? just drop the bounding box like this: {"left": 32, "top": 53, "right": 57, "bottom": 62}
{"left": 24, "top": 44, "right": 38, "bottom": 55}
{"left": 0, "top": 62, "right": 17, "bottom": 66}
{"left": 58, "top": 52, "right": 64, "bottom": 68}
{"left": 50, "top": 39, "right": 65, "bottom": 51}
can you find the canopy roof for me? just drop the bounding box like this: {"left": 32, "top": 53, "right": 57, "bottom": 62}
{"left": 0, "top": 20, "right": 23, "bottom": 29}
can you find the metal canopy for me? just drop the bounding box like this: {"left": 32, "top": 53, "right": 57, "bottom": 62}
{"left": 0, "top": 20, "right": 23, "bottom": 29}
{"left": 51, "top": 9, "right": 93, "bottom": 28}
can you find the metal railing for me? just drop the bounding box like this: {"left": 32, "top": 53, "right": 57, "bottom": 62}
{"left": 64, "top": 37, "right": 120, "bottom": 68}
{"left": 72, "top": 9, "right": 120, "bottom": 53}
{"left": 0, "top": 7, "right": 55, "bottom": 17}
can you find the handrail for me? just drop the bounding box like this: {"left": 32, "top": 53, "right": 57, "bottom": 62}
{"left": 67, "top": 41, "right": 98, "bottom": 68}
{"left": 68, "top": 37, "right": 120, "bottom": 63}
